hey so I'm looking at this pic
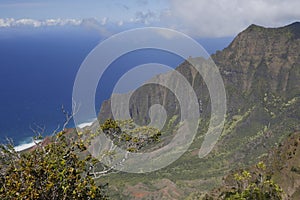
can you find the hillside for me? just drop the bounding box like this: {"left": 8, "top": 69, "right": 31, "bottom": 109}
{"left": 194, "top": 131, "right": 300, "bottom": 199}
{"left": 95, "top": 22, "right": 300, "bottom": 199}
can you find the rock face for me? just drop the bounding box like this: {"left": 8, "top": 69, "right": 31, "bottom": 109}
{"left": 97, "top": 22, "right": 300, "bottom": 199}
{"left": 213, "top": 22, "right": 300, "bottom": 98}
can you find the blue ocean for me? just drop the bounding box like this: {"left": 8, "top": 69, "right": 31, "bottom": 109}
{"left": 0, "top": 26, "right": 232, "bottom": 147}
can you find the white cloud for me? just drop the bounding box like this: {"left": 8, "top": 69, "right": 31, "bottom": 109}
{"left": 134, "top": 10, "right": 157, "bottom": 25}
{"left": 100, "top": 17, "right": 108, "bottom": 25}
{"left": 161, "top": 0, "right": 300, "bottom": 37}
{"left": 0, "top": 17, "right": 113, "bottom": 37}
{"left": 80, "top": 18, "right": 112, "bottom": 37}
{"left": 0, "top": 18, "right": 82, "bottom": 28}
{"left": 1, "top": 1, "right": 299, "bottom": 39}
{"left": 15, "top": 19, "right": 42, "bottom": 27}
{"left": 0, "top": 18, "right": 13, "bottom": 27}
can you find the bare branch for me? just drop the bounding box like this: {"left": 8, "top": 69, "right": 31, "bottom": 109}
{"left": 89, "top": 151, "right": 129, "bottom": 179}
{"left": 61, "top": 99, "right": 80, "bottom": 131}
{"left": 29, "top": 123, "right": 45, "bottom": 138}
{"left": 51, "top": 124, "right": 60, "bottom": 136}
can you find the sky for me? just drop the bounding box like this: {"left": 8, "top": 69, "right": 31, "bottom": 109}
{"left": 0, "top": 0, "right": 300, "bottom": 38}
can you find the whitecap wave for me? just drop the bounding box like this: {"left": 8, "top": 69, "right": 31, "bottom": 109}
{"left": 14, "top": 140, "right": 43, "bottom": 152}
{"left": 13, "top": 118, "right": 97, "bottom": 152}
{"left": 76, "top": 118, "right": 97, "bottom": 129}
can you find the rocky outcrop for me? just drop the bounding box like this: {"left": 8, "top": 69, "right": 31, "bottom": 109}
{"left": 213, "top": 22, "right": 300, "bottom": 98}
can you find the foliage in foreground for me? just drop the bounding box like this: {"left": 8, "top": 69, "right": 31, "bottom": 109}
{"left": 0, "top": 118, "right": 161, "bottom": 199}
{"left": 0, "top": 131, "right": 108, "bottom": 200}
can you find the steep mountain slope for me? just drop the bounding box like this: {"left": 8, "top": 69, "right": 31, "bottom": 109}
{"left": 193, "top": 131, "right": 300, "bottom": 199}
{"left": 96, "top": 22, "right": 300, "bottom": 199}
{"left": 269, "top": 132, "right": 300, "bottom": 199}
{"left": 212, "top": 22, "right": 300, "bottom": 164}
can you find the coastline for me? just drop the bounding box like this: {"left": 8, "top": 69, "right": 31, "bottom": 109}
{"left": 76, "top": 118, "right": 97, "bottom": 129}
{"left": 14, "top": 118, "right": 97, "bottom": 152}
{"left": 14, "top": 139, "right": 43, "bottom": 152}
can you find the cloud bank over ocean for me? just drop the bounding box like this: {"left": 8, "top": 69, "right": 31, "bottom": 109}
{"left": 1, "top": 1, "right": 300, "bottom": 38}
{"left": 0, "top": 18, "right": 82, "bottom": 28}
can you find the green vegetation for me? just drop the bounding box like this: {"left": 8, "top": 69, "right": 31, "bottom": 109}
{"left": 0, "top": 131, "right": 108, "bottom": 200}
{"left": 224, "top": 162, "right": 282, "bottom": 200}
{"left": 100, "top": 118, "right": 162, "bottom": 153}
{"left": 0, "top": 116, "right": 165, "bottom": 199}
{"left": 193, "top": 162, "right": 283, "bottom": 200}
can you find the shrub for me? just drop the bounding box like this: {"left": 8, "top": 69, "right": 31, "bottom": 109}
{"left": 0, "top": 131, "right": 108, "bottom": 200}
